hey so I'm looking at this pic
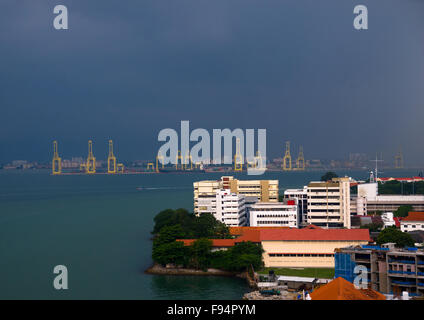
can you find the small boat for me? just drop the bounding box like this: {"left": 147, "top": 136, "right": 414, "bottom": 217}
{"left": 136, "top": 187, "right": 144, "bottom": 191}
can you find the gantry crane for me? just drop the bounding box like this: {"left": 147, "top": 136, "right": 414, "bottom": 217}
{"left": 52, "top": 140, "right": 62, "bottom": 175}
{"left": 184, "top": 151, "right": 193, "bottom": 170}
{"left": 255, "top": 150, "right": 265, "bottom": 169}
{"left": 395, "top": 148, "right": 404, "bottom": 169}
{"left": 147, "top": 162, "right": 155, "bottom": 171}
{"left": 156, "top": 153, "right": 164, "bottom": 173}
{"left": 117, "top": 163, "right": 124, "bottom": 173}
{"left": 85, "top": 140, "right": 96, "bottom": 174}
{"left": 107, "top": 140, "right": 117, "bottom": 174}
{"left": 296, "top": 146, "right": 305, "bottom": 171}
{"left": 234, "top": 138, "right": 243, "bottom": 171}
{"left": 282, "top": 141, "right": 292, "bottom": 171}
{"left": 175, "top": 150, "right": 183, "bottom": 170}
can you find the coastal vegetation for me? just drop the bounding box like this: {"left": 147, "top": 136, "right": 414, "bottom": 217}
{"left": 151, "top": 208, "right": 264, "bottom": 272}
{"left": 376, "top": 226, "right": 415, "bottom": 248}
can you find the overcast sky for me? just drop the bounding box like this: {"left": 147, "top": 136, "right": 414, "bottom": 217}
{"left": 0, "top": 0, "right": 423, "bottom": 164}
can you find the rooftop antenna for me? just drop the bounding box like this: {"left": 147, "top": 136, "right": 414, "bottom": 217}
{"left": 370, "top": 153, "right": 383, "bottom": 182}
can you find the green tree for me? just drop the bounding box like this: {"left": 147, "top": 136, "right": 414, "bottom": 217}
{"left": 394, "top": 205, "right": 413, "bottom": 218}
{"left": 190, "top": 238, "right": 212, "bottom": 270}
{"left": 153, "top": 224, "right": 186, "bottom": 249}
{"left": 321, "top": 171, "right": 338, "bottom": 182}
{"left": 226, "top": 241, "right": 264, "bottom": 271}
{"left": 376, "top": 226, "right": 415, "bottom": 248}
{"left": 360, "top": 222, "right": 382, "bottom": 232}
{"left": 152, "top": 241, "right": 190, "bottom": 266}
{"left": 152, "top": 208, "right": 193, "bottom": 234}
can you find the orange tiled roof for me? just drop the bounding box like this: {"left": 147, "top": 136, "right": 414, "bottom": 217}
{"left": 229, "top": 226, "right": 289, "bottom": 236}
{"left": 310, "top": 277, "right": 386, "bottom": 300}
{"left": 177, "top": 226, "right": 370, "bottom": 248}
{"left": 402, "top": 212, "right": 424, "bottom": 222}
{"left": 176, "top": 239, "right": 236, "bottom": 247}
{"left": 259, "top": 228, "right": 371, "bottom": 242}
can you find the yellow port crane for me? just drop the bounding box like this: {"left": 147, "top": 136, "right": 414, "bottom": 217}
{"left": 52, "top": 140, "right": 62, "bottom": 175}
{"left": 107, "top": 140, "right": 117, "bottom": 174}
{"left": 147, "top": 162, "right": 155, "bottom": 171}
{"left": 395, "top": 148, "right": 404, "bottom": 169}
{"left": 184, "top": 151, "right": 193, "bottom": 170}
{"left": 282, "top": 141, "right": 292, "bottom": 171}
{"left": 255, "top": 150, "right": 265, "bottom": 169}
{"left": 296, "top": 146, "right": 305, "bottom": 171}
{"left": 117, "top": 163, "right": 124, "bottom": 173}
{"left": 234, "top": 138, "right": 243, "bottom": 171}
{"left": 85, "top": 140, "right": 96, "bottom": 174}
{"left": 156, "top": 153, "right": 164, "bottom": 173}
{"left": 175, "top": 150, "right": 183, "bottom": 170}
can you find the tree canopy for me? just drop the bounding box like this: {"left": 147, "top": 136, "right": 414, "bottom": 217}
{"left": 321, "top": 171, "right": 338, "bottom": 182}
{"left": 376, "top": 226, "right": 415, "bottom": 248}
{"left": 151, "top": 208, "right": 264, "bottom": 271}
{"left": 152, "top": 208, "right": 231, "bottom": 239}
{"left": 394, "top": 205, "right": 413, "bottom": 218}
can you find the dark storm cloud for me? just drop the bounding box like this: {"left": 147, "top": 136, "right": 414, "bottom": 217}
{"left": 0, "top": 0, "right": 423, "bottom": 164}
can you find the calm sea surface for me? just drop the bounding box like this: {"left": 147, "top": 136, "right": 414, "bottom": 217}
{"left": 0, "top": 168, "right": 419, "bottom": 299}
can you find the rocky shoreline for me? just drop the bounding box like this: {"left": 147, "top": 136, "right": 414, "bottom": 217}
{"left": 145, "top": 263, "right": 237, "bottom": 277}
{"left": 145, "top": 264, "right": 258, "bottom": 289}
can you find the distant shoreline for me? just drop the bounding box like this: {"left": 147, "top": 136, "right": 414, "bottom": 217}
{"left": 145, "top": 264, "right": 258, "bottom": 289}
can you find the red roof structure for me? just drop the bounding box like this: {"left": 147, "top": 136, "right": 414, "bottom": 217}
{"left": 177, "top": 239, "right": 236, "bottom": 247}
{"left": 402, "top": 212, "right": 424, "bottom": 222}
{"left": 259, "top": 228, "right": 371, "bottom": 242}
{"left": 310, "top": 277, "right": 386, "bottom": 300}
{"left": 177, "top": 227, "right": 370, "bottom": 248}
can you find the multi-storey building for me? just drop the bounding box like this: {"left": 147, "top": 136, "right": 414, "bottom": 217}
{"left": 215, "top": 189, "right": 247, "bottom": 227}
{"left": 249, "top": 201, "right": 298, "bottom": 228}
{"left": 178, "top": 226, "right": 370, "bottom": 269}
{"left": 307, "top": 177, "right": 351, "bottom": 229}
{"left": 401, "top": 212, "right": 424, "bottom": 232}
{"left": 353, "top": 182, "right": 424, "bottom": 216}
{"left": 194, "top": 176, "right": 278, "bottom": 215}
{"left": 284, "top": 187, "right": 308, "bottom": 226}
{"left": 336, "top": 244, "right": 424, "bottom": 297}
{"left": 195, "top": 189, "right": 247, "bottom": 226}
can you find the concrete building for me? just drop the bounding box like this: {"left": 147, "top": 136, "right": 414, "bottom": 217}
{"left": 283, "top": 187, "right": 308, "bottom": 226}
{"left": 307, "top": 177, "right": 351, "bottom": 229}
{"left": 194, "top": 176, "right": 278, "bottom": 215}
{"left": 215, "top": 189, "right": 247, "bottom": 227}
{"left": 401, "top": 212, "right": 424, "bottom": 233}
{"left": 354, "top": 182, "right": 424, "bottom": 215}
{"left": 261, "top": 227, "right": 370, "bottom": 268}
{"left": 196, "top": 189, "right": 247, "bottom": 226}
{"left": 249, "top": 201, "right": 298, "bottom": 228}
{"left": 381, "top": 212, "right": 396, "bottom": 229}
{"left": 336, "top": 245, "right": 424, "bottom": 297}
{"left": 178, "top": 226, "right": 370, "bottom": 269}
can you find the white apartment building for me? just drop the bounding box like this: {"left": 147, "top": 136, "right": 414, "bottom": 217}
{"left": 215, "top": 189, "right": 247, "bottom": 227}
{"left": 400, "top": 212, "right": 424, "bottom": 232}
{"left": 353, "top": 182, "right": 424, "bottom": 215}
{"left": 194, "top": 176, "right": 278, "bottom": 215}
{"left": 284, "top": 187, "right": 308, "bottom": 226}
{"left": 249, "top": 201, "right": 298, "bottom": 228}
{"left": 307, "top": 177, "right": 351, "bottom": 229}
